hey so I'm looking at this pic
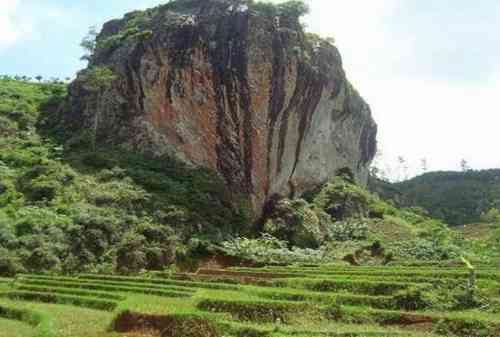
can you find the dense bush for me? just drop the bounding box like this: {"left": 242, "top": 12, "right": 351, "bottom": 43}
{"left": 220, "top": 234, "right": 329, "bottom": 264}
{"left": 0, "top": 78, "right": 250, "bottom": 275}
{"left": 263, "top": 198, "right": 331, "bottom": 248}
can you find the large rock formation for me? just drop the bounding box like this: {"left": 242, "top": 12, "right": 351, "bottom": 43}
{"left": 65, "top": 0, "right": 377, "bottom": 216}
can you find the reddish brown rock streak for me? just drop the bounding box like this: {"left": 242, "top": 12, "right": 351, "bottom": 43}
{"left": 65, "top": 1, "right": 377, "bottom": 216}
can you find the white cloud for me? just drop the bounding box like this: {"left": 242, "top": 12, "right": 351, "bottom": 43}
{"left": 0, "top": 0, "right": 20, "bottom": 49}
{"left": 0, "top": 0, "right": 31, "bottom": 52}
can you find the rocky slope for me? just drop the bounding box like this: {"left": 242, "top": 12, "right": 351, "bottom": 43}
{"left": 65, "top": 0, "right": 377, "bottom": 215}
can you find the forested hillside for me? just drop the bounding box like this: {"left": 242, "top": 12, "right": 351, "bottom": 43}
{"left": 0, "top": 77, "right": 251, "bottom": 275}
{"left": 370, "top": 170, "right": 500, "bottom": 226}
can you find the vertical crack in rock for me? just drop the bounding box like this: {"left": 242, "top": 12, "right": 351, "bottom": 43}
{"left": 266, "top": 29, "right": 287, "bottom": 193}
{"left": 209, "top": 11, "right": 253, "bottom": 194}
{"left": 287, "top": 63, "right": 325, "bottom": 192}
{"left": 128, "top": 43, "right": 147, "bottom": 114}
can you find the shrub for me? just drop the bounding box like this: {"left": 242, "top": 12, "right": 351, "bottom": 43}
{"left": 323, "top": 302, "right": 343, "bottom": 320}
{"left": 264, "top": 198, "right": 331, "bottom": 248}
{"left": 277, "top": 1, "right": 309, "bottom": 19}
{"left": 480, "top": 208, "right": 500, "bottom": 224}
{"left": 392, "top": 286, "right": 434, "bottom": 311}
{"left": 329, "top": 221, "right": 368, "bottom": 241}
{"left": 434, "top": 318, "right": 494, "bottom": 337}
{"left": 22, "top": 246, "right": 61, "bottom": 272}
{"left": 0, "top": 248, "right": 24, "bottom": 276}
{"left": 220, "top": 234, "right": 329, "bottom": 264}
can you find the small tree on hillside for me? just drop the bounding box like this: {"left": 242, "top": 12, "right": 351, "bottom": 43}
{"left": 80, "top": 66, "right": 117, "bottom": 150}
{"left": 460, "top": 159, "right": 471, "bottom": 172}
{"left": 480, "top": 208, "right": 500, "bottom": 224}
{"left": 80, "top": 26, "right": 98, "bottom": 62}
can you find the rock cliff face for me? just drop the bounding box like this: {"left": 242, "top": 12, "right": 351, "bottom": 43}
{"left": 65, "top": 0, "right": 377, "bottom": 216}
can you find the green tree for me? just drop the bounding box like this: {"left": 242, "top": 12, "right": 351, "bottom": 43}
{"left": 80, "top": 66, "right": 117, "bottom": 150}
{"left": 480, "top": 208, "right": 500, "bottom": 224}
{"left": 277, "top": 0, "right": 310, "bottom": 18}
{"left": 460, "top": 159, "right": 471, "bottom": 172}
{"left": 80, "top": 26, "right": 98, "bottom": 62}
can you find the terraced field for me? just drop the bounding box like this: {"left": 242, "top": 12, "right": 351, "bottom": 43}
{"left": 0, "top": 265, "right": 499, "bottom": 337}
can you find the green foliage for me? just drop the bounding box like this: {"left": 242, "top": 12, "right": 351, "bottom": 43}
{"left": 79, "top": 66, "right": 117, "bottom": 92}
{"left": 329, "top": 221, "right": 369, "bottom": 241}
{"left": 220, "top": 234, "right": 329, "bottom": 264}
{"left": 373, "top": 170, "right": 500, "bottom": 225}
{"left": 276, "top": 0, "right": 309, "bottom": 19}
{"left": 263, "top": 198, "right": 331, "bottom": 248}
{"left": 434, "top": 318, "right": 495, "bottom": 337}
{"left": 93, "top": 10, "right": 154, "bottom": 54}
{"left": 392, "top": 286, "right": 434, "bottom": 311}
{"left": 80, "top": 26, "right": 98, "bottom": 61}
{"left": 480, "top": 208, "right": 500, "bottom": 224}
{"left": 0, "top": 78, "right": 251, "bottom": 276}
{"left": 251, "top": 0, "right": 309, "bottom": 20}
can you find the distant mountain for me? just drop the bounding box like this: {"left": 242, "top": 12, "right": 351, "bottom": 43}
{"left": 369, "top": 170, "right": 500, "bottom": 225}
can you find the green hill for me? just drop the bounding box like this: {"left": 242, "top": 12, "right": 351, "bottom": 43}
{"left": 370, "top": 170, "right": 500, "bottom": 226}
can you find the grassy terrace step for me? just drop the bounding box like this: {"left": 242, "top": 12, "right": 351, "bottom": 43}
{"left": 197, "top": 298, "right": 314, "bottom": 323}
{"left": 0, "top": 303, "right": 41, "bottom": 326}
{"left": 1, "top": 291, "right": 118, "bottom": 311}
{"left": 272, "top": 332, "right": 430, "bottom": 337}
{"left": 196, "top": 268, "right": 306, "bottom": 279}
{"left": 231, "top": 267, "right": 500, "bottom": 280}
{"left": 161, "top": 271, "right": 284, "bottom": 286}
{"left": 112, "top": 311, "right": 437, "bottom": 337}
{"left": 171, "top": 272, "right": 495, "bottom": 291}
{"left": 16, "top": 285, "right": 126, "bottom": 301}
{"left": 255, "top": 289, "right": 394, "bottom": 309}
{"left": 271, "top": 278, "right": 418, "bottom": 296}
{"left": 338, "top": 306, "right": 500, "bottom": 337}
{"left": 16, "top": 278, "right": 192, "bottom": 298}
{"left": 19, "top": 274, "right": 196, "bottom": 293}
{"left": 231, "top": 265, "right": 499, "bottom": 273}
{"left": 79, "top": 273, "right": 241, "bottom": 290}
{"left": 0, "top": 278, "right": 12, "bottom": 284}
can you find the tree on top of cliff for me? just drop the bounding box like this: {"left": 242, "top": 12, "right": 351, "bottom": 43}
{"left": 80, "top": 26, "right": 98, "bottom": 62}
{"left": 248, "top": 0, "right": 309, "bottom": 19}
{"left": 275, "top": 0, "right": 309, "bottom": 18}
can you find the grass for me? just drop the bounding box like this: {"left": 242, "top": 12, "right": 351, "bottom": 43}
{"left": 1, "top": 291, "right": 118, "bottom": 311}
{"left": 0, "top": 318, "right": 36, "bottom": 337}
{"left": 16, "top": 277, "right": 195, "bottom": 298}
{"left": 1, "top": 265, "right": 499, "bottom": 337}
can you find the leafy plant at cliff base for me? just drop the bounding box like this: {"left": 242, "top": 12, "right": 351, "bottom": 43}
{"left": 220, "top": 233, "right": 330, "bottom": 264}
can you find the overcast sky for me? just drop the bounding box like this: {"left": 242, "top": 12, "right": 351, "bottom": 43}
{"left": 1, "top": 0, "right": 499, "bottom": 177}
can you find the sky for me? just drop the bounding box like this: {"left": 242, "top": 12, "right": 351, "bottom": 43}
{"left": 1, "top": 0, "right": 499, "bottom": 178}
